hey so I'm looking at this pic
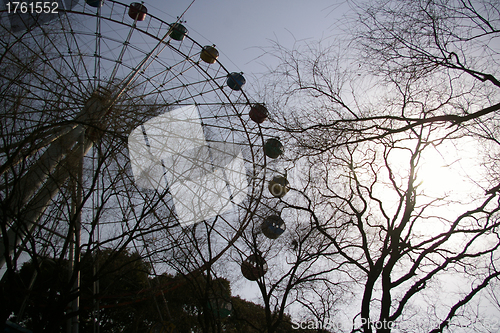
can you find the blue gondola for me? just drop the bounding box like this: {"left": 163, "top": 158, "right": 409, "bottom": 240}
{"left": 227, "top": 72, "right": 246, "bottom": 91}
{"left": 261, "top": 215, "right": 286, "bottom": 239}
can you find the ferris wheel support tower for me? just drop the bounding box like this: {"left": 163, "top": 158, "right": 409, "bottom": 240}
{"left": 0, "top": 92, "right": 109, "bottom": 269}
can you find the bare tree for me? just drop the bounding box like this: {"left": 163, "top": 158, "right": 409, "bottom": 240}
{"left": 252, "top": 0, "right": 500, "bottom": 332}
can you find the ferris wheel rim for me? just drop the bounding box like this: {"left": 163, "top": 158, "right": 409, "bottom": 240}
{"left": 0, "top": 0, "right": 276, "bottom": 277}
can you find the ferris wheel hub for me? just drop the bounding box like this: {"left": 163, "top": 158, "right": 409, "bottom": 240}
{"left": 78, "top": 90, "right": 112, "bottom": 141}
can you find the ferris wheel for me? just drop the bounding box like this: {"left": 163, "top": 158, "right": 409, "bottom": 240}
{"left": 0, "top": 0, "right": 289, "bottom": 282}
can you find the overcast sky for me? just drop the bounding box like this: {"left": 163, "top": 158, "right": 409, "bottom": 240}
{"left": 144, "top": 0, "right": 349, "bottom": 75}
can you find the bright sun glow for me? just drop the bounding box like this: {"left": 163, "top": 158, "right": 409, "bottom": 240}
{"left": 380, "top": 133, "right": 489, "bottom": 238}
{"left": 416, "top": 137, "right": 481, "bottom": 199}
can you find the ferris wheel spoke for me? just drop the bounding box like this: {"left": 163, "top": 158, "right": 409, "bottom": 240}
{"left": 141, "top": 58, "right": 196, "bottom": 87}
{"left": 91, "top": 8, "right": 102, "bottom": 89}
{"left": 110, "top": 28, "right": 175, "bottom": 101}
{"left": 6, "top": 32, "right": 78, "bottom": 103}
{"left": 50, "top": 12, "right": 97, "bottom": 96}
{"left": 107, "top": 22, "right": 137, "bottom": 84}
